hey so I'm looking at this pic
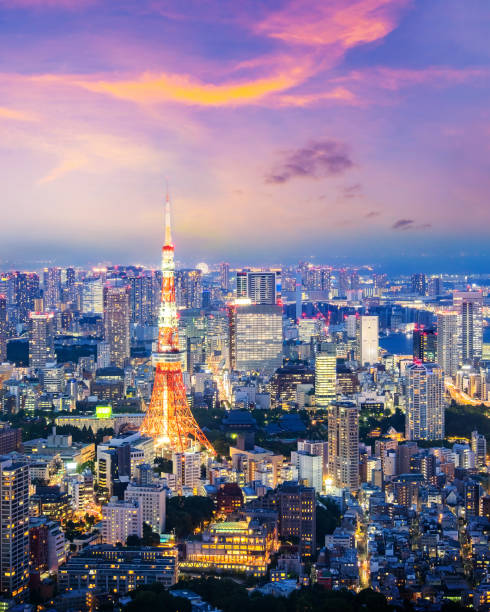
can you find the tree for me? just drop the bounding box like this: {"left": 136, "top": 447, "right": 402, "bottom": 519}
{"left": 154, "top": 456, "right": 172, "bottom": 474}
{"left": 142, "top": 522, "right": 160, "bottom": 546}
{"left": 126, "top": 534, "right": 142, "bottom": 547}
{"left": 124, "top": 584, "right": 191, "bottom": 612}
{"left": 316, "top": 497, "right": 341, "bottom": 545}
{"left": 166, "top": 496, "right": 214, "bottom": 538}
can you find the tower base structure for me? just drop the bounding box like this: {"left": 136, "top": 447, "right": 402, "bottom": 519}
{"left": 140, "top": 353, "right": 215, "bottom": 455}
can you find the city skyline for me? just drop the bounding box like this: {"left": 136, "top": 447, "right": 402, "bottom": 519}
{"left": 1, "top": 0, "right": 490, "bottom": 271}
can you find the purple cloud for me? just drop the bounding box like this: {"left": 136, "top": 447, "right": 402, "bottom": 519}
{"left": 392, "top": 219, "right": 432, "bottom": 231}
{"left": 266, "top": 140, "right": 354, "bottom": 184}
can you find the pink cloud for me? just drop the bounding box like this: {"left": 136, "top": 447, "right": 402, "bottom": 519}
{"left": 0, "top": 106, "right": 37, "bottom": 121}
{"left": 256, "top": 0, "right": 410, "bottom": 48}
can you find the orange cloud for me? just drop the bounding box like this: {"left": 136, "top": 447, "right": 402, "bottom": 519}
{"left": 63, "top": 63, "right": 315, "bottom": 106}
{"left": 256, "top": 0, "right": 410, "bottom": 48}
{"left": 0, "top": 106, "right": 37, "bottom": 121}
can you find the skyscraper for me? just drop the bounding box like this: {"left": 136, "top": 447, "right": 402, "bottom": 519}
{"left": 411, "top": 273, "right": 427, "bottom": 295}
{"left": 103, "top": 285, "right": 130, "bottom": 368}
{"left": 0, "top": 458, "right": 29, "bottom": 601}
{"left": 219, "top": 262, "right": 230, "bottom": 292}
{"left": 82, "top": 277, "right": 104, "bottom": 314}
{"left": 28, "top": 312, "right": 55, "bottom": 368}
{"left": 471, "top": 430, "right": 487, "bottom": 469}
{"left": 413, "top": 327, "right": 437, "bottom": 363}
{"left": 328, "top": 401, "right": 359, "bottom": 491}
{"left": 453, "top": 290, "right": 483, "bottom": 364}
{"left": 436, "top": 310, "right": 461, "bottom": 377}
{"left": 356, "top": 315, "right": 379, "bottom": 365}
{"left": 175, "top": 269, "right": 202, "bottom": 309}
{"left": 0, "top": 296, "right": 7, "bottom": 362}
{"left": 43, "top": 267, "right": 61, "bottom": 309}
{"left": 276, "top": 482, "right": 316, "bottom": 558}
{"left": 406, "top": 362, "right": 445, "bottom": 441}
{"left": 228, "top": 302, "right": 283, "bottom": 374}
{"left": 14, "top": 272, "right": 39, "bottom": 324}
{"left": 315, "top": 342, "right": 336, "bottom": 409}
{"left": 128, "top": 274, "right": 153, "bottom": 326}
{"left": 235, "top": 271, "right": 280, "bottom": 305}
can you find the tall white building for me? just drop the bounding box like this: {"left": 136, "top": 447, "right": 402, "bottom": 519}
{"left": 345, "top": 314, "right": 357, "bottom": 339}
{"left": 291, "top": 450, "right": 323, "bottom": 493}
{"left": 406, "top": 362, "right": 445, "bottom": 441}
{"left": 328, "top": 401, "right": 359, "bottom": 491}
{"left": 173, "top": 451, "right": 201, "bottom": 492}
{"left": 315, "top": 342, "right": 336, "bottom": 408}
{"left": 436, "top": 310, "right": 461, "bottom": 377}
{"left": 125, "top": 482, "right": 166, "bottom": 534}
{"left": 298, "top": 439, "right": 328, "bottom": 477}
{"left": 228, "top": 302, "right": 283, "bottom": 374}
{"left": 356, "top": 315, "right": 379, "bottom": 365}
{"left": 453, "top": 291, "right": 483, "bottom": 364}
{"left": 101, "top": 497, "right": 142, "bottom": 545}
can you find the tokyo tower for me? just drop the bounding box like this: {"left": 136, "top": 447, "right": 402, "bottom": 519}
{"left": 140, "top": 194, "right": 215, "bottom": 455}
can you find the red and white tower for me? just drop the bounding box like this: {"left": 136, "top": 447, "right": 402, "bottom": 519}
{"left": 140, "top": 194, "right": 215, "bottom": 455}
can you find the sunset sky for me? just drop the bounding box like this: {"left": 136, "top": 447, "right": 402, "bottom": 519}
{"left": 1, "top": 0, "right": 489, "bottom": 272}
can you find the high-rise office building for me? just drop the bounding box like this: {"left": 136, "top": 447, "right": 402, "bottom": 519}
{"left": 428, "top": 276, "right": 442, "bottom": 297}
{"left": 471, "top": 430, "right": 487, "bottom": 469}
{"left": 406, "top": 362, "right": 445, "bottom": 441}
{"left": 101, "top": 498, "right": 142, "bottom": 545}
{"left": 337, "top": 269, "right": 349, "bottom": 297}
{"left": 175, "top": 269, "right": 202, "bottom": 309}
{"left": 315, "top": 342, "right": 336, "bottom": 409}
{"left": 43, "top": 267, "right": 61, "bottom": 309}
{"left": 28, "top": 312, "right": 55, "bottom": 368}
{"left": 453, "top": 291, "right": 483, "bottom": 364}
{"left": 128, "top": 275, "right": 153, "bottom": 326}
{"left": 236, "top": 271, "right": 280, "bottom": 305}
{"left": 219, "top": 262, "right": 230, "bottom": 292}
{"left": 413, "top": 327, "right": 437, "bottom": 363}
{"left": 82, "top": 278, "right": 104, "bottom": 314}
{"left": 0, "top": 458, "right": 29, "bottom": 601}
{"left": 14, "top": 272, "right": 39, "bottom": 324}
{"left": 328, "top": 401, "right": 360, "bottom": 491}
{"left": 436, "top": 310, "right": 461, "bottom": 377}
{"left": 411, "top": 273, "right": 427, "bottom": 295}
{"left": 356, "top": 315, "right": 379, "bottom": 365}
{"left": 65, "top": 267, "right": 76, "bottom": 303}
{"left": 0, "top": 296, "right": 7, "bottom": 362}
{"left": 103, "top": 285, "right": 130, "bottom": 368}
{"left": 276, "top": 482, "right": 316, "bottom": 558}
{"left": 228, "top": 303, "right": 283, "bottom": 373}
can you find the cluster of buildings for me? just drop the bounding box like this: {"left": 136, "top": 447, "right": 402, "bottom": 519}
{"left": 0, "top": 257, "right": 487, "bottom": 610}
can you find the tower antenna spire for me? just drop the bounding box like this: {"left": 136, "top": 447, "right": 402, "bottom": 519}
{"left": 165, "top": 182, "right": 172, "bottom": 247}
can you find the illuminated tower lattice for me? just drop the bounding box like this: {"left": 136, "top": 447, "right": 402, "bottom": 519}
{"left": 140, "top": 195, "right": 215, "bottom": 455}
